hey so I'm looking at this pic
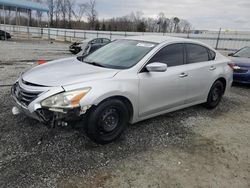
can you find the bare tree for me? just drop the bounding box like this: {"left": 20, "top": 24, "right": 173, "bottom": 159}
{"left": 73, "top": 3, "right": 87, "bottom": 23}
{"left": 179, "top": 19, "right": 192, "bottom": 33}
{"left": 54, "top": 0, "right": 61, "bottom": 27}
{"left": 173, "top": 17, "right": 180, "bottom": 33}
{"left": 66, "top": 0, "right": 75, "bottom": 28}
{"left": 32, "top": 0, "right": 43, "bottom": 26}
{"left": 157, "top": 12, "right": 165, "bottom": 32}
{"left": 47, "top": 0, "right": 55, "bottom": 26}
{"left": 86, "top": 0, "right": 97, "bottom": 29}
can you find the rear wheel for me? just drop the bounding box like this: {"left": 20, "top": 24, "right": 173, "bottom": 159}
{"left": 205, "top": 80, "right": 224, "bottom": 109}
{"left": 0, "top": 35, "right": 5, "bottom": 40}
{"left": 86, "top": 99, "right": 129, "bottom": 144}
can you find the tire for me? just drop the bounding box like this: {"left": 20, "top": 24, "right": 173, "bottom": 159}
{"left": 205, "top": 80, "right": 224, "bottom": 109}
{"left": 0, "top": 35, "right": 5, "bottom": 40}
{"left": 86, "top": 99, "right": 129, "bottom": 144}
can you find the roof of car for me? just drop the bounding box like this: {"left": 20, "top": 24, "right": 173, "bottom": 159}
{"left": 124, "top": 35, "right": 192, "bottom": 44}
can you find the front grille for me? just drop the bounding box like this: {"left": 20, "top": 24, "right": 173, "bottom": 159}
{"left": 12, "top": 82, "right": 42, "bottom": 107}
{"left": 234, "top": 68, "right": 249, "bottom": 74}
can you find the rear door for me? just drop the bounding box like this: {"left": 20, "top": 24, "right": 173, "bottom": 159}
{"left": 138, "top": 43, "right": 188, "bottom": 118}
{"left": 184, "top": 43, "right": 217, "bottom": 104}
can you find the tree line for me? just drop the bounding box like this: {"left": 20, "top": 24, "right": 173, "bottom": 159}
{"left": 0, "top": 0, "right": 192, "bottom": 33}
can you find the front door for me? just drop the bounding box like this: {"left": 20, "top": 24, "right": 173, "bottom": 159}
{"left": 138, "top": 43, "right": 188, "bottom": 118}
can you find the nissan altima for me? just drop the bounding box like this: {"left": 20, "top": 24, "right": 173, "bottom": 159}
{"left": 228, "top": 46, "right": 250, "bottom": 84}
{"left": 11, "top": 36, "right": 233, "bottom": 144}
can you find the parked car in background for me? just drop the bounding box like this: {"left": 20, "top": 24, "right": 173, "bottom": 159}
{"left": 228, "top": 46, "right": 250, "bottom": 84}
{"left": 12, "top": 36, "right": 233, "bottom": 144}
{"left": 0, "top": 30, "right": 11, "bottom": 40}
{"left": 69, "top": 38, "right": 111, "bottom": 54}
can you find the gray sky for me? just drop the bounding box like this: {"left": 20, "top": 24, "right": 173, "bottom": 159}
{"left": 82, "top": 0, "right": 250, "bottom": 30}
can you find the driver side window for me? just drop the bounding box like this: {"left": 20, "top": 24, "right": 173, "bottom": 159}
{"left": 148, "top": 44, "right": 184, "bottom": 67}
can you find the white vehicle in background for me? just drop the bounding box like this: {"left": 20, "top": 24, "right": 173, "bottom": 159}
{"left": 12, "top": 36, "right": 233, "bottom": 144}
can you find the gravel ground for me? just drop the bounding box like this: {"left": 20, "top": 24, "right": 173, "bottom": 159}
{"left": 0, "top": 39, "right": 249, "bottom": 188}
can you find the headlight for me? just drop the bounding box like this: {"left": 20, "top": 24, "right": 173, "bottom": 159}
{"left": 41, "top": 88, "right": 91, "bottom": 109}
{"left": 233, "top": 65, "right": 241, "bottom": 70}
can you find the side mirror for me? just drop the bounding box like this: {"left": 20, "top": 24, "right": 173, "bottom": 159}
{"left": 146, "top": 62, "right": 167, "bottom": 72}
{"left": 228, "top": 53, "right": 234, "bottom": 56}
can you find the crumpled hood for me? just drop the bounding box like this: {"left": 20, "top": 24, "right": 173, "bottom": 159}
{"left": 230, "top": 57, "right": 250, "bottom": 67}
{"left": 22, "top": 57, "right": 119, "bottom": 87}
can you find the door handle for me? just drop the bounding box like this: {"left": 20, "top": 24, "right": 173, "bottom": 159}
{"left": 209, "top": 66, "right": 216, "bottom": 71}
{"left": 179, "top": 72, "right": 188, "bottom": 78}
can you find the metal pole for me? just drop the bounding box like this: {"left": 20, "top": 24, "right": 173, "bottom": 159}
{"left": 15, "top": 7, "right": 18, "bottom": 34}
{"left": 215, "top": 28, "right": 221, "bottom": 50}
{"left": 0, "top": 5, "right": 2, "bottom": 30}
{"left": 187, "top": 28, "right": 190, "bottom": 38}
{"left": 47, "top": 12, "right": 50, "bottom": 42}
{"left": 27, "top": 9, "right": 30, "bottom": 40}
{"left": 18, "top": 11, "right": 21, "bottom": 38}
{"left": 3, "top": 4, "right": 6, "bottom": 40}
{"left": 37, "top": 11, "right": 39, "bottom": 38}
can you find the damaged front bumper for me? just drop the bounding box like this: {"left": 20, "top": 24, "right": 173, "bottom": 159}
{"left": 11, "top": 84, "right": 91, "bottom": 127}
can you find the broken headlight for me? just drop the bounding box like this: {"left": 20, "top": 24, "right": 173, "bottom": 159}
{"left": 41, "top": 88, "right": 91, "bottom": 109}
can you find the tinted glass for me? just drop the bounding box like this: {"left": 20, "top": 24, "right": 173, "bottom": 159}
{"left": 209, "top": 49, "right": 216, "bottom": 60}
{"left": 149, "top": 44, "right": 184, "bottom": 67}
{"left": 186, "top": 44, "right": 209, "bottom": 63}
{"left": 92, "top": 38, "right": 102, "bottom": 43}
{"left": 89, "top": 44, "right": 101, "bottom": 53}
{"left": 82, "top": 40, "right": 156, "bottom": 69}
{"left": 102, "top": 38, "right": 110, "bottom": 43}
{"left": 233, "top": 47, "right": 250, "bottom": 58}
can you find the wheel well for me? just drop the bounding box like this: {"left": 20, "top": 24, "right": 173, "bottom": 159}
{"left": 216, "top": 77, "right": 227, "bottom": 93}
{"left": 100, "top": 96, "right": 134, "bottom": 122}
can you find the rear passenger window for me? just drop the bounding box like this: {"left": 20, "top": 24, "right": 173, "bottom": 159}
{"left": 149, "top": 44, "right": 184, "bottom": 67}
{"left": 209, "top": 49, "right": 216, "bottom": 60}
{"left": 186, "top": 44, "right": 210, "bottom": 63}
{"left": 102, "top": 39, "right": 110, "bottom": 43}
{"left": 92, "top": 38, "right": 102, "bottom": 44}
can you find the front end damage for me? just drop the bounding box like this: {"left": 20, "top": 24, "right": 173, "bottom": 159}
{"left": 11, "top": 81, "right": 91, "bottom": 128}
{"left": 35, "top": 107, "right": 90, "bottom": 128}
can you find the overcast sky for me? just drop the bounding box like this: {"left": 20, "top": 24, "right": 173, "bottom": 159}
{"left": 82, "top": 0, "right": 250, "bottom": 30}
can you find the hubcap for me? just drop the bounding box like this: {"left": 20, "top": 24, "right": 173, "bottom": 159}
{"left": 99, "top": 108, "right": 119, "bottom": 132}
{"left": 212, "top": 86, "right": 221, "bottom": 102}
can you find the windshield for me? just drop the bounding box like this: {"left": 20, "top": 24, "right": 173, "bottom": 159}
{"left": 80, "top": 40, "right": 157, "bottom": 69}
{"left": 233, "top": 47, "right": 250, "bottom": 58}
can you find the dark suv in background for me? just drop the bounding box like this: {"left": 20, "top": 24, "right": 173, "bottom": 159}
{"left": 69, "top": 38, "right": 111, "bottom": 54}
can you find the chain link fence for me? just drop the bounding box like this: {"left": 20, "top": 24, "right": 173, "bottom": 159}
{"left": 1, "top": 24, "right": 250, "bottom": 51}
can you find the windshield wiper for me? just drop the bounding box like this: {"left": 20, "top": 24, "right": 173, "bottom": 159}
{"left": 84, "top": 61, "right": 105, "bottom": 68}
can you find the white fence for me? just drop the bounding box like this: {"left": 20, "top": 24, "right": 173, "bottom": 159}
{"left": 1, "top": 24, "right": 250, "bottom": 51}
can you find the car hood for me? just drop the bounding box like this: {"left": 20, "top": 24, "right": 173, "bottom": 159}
{"left": 22, "top": 57, "right": 119, "bottom": 87}
{"left": 230, "top": 57, "right": 250, "bottom": 67}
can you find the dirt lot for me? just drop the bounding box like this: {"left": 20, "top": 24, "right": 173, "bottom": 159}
{"left": 0, "top": 40, "right": 249, "bottom": 188}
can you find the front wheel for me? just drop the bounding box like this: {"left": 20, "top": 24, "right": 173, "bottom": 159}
{"left": 86, "top": 99, "right": 129, "bottom": 144}
{"left": 204, "top": 80, "right": 224, "bottom": 109}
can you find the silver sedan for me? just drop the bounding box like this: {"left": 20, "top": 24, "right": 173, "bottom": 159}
{"left": 11, "top": 36, "right": 233, "bottom": 144}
